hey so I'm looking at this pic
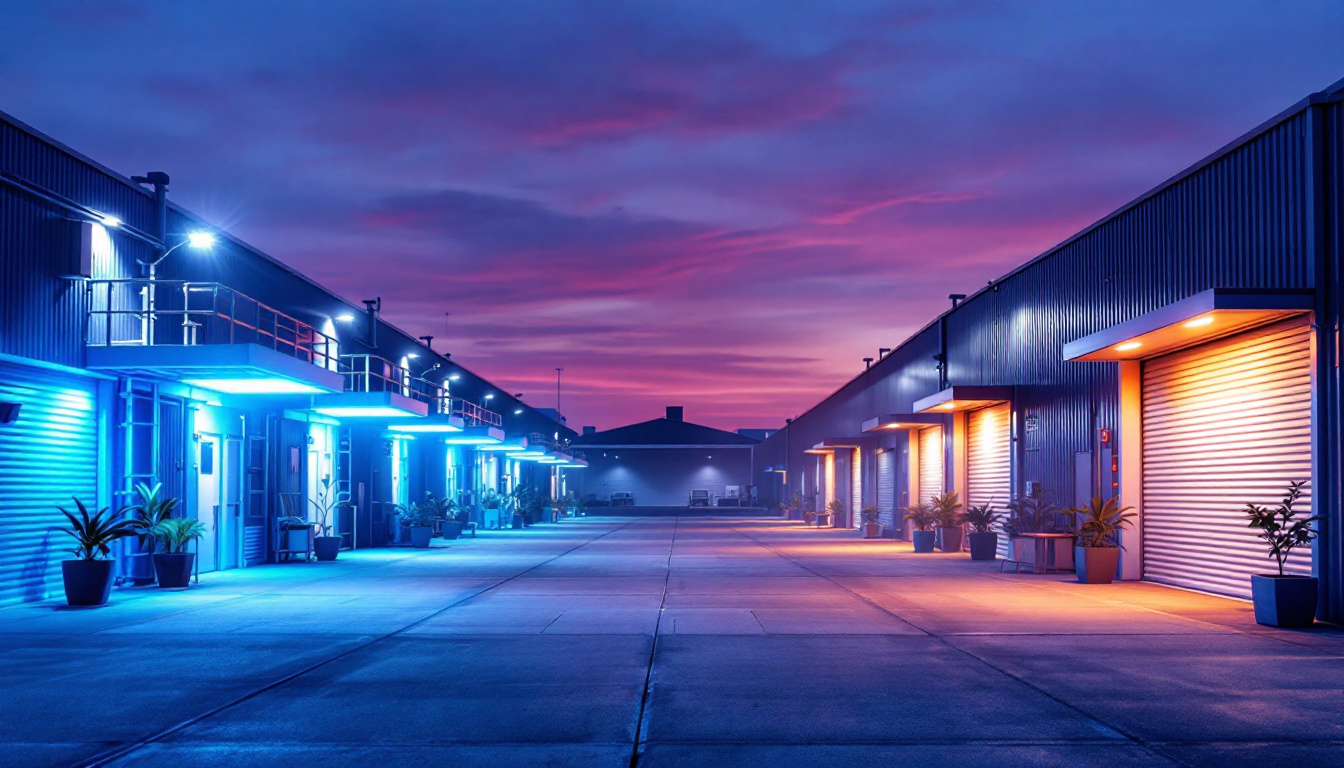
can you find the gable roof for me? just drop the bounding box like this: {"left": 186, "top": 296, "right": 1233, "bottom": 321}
{"left": 572, "top": 417, "right": 759, "bottom": 447}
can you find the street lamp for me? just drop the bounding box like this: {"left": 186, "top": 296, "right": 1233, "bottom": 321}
{"left": 136, "top": 230, "right": 216, "bottom": 342}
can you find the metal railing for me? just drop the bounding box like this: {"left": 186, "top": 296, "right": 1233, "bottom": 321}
{"left": 340, "top": 354, "right": 411, "bottom": 395}
{"left": 86, "top": 279, "right": 335, "bottom": 369}
{"left": 450, "top": 398, "right": 503, "bottom": 427}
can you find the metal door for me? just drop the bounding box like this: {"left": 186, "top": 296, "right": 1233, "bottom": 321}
{"left": 1141, "top": 317, "right": 1313, "bottom": 598}
{"left": 877, "top": 450, "right": 896, "bottom": 532}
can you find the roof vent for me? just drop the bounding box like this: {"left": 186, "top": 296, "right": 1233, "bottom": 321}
{"left": 666, "top": 406, "right": 684, "bottom": 422}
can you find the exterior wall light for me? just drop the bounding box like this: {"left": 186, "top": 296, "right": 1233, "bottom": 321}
{"left": 1115, "top": 342, "right": 1142, "bottom": 352}
{"left": 99, "top": 215, "right": 121, "bottom": 228}
{"left": 186, "top": 232, "right": 216, "bottom": 249}
{"left": 1184, "top": 316, "right": 1215, "bottom": 328}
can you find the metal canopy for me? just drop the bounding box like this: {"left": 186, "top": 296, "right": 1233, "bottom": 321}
{"left": 1062, "top": 288, "right": 1313, "bottom": 362}
{"left": 913, "top": 386, "right": 1013, "bottom": 414}
{"left": 309, "top": 390, "right": 428, "bottom": 419}
{"left": 86, "top": 343, "right": 343, "bottom": 394}
{"left": 860, "top": 413, "right": 947, "bottom": 433}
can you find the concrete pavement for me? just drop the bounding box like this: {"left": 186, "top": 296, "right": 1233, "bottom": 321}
{"left": 2, "top": 516, "right": 1342, "bottom": 767}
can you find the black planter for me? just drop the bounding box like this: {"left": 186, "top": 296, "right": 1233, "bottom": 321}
{"left": 409, "top": 527, "right": 432, "bottom": 548}
{"left": 967, "top": 531, "right": 998, "bottom": 561}
{"left": 511, "top": 513, "right": 525, "bottom": 529}
{"left": 911, "top": 530, "right": 936, "bottom": 553}
{"left": 62, "top": 559, "right": 115, "bottom": 606}
{"left": 1251, "top": 574, "right": 1318, "bottom": 628}
{"left": 442, "top": 521, "right": 464, "bottom": 540}
{"left": 153, "top": 553, "right": 195, "bottom": 589}
{"left": 126, "top": 552, "right": 157, "bottom": 586}
{"left": 313, "top": 536, "right": 341, "bottom": 561}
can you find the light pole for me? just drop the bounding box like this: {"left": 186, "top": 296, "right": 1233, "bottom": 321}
{"left": 131, "top": 171, "right": 216, "bottom": 343}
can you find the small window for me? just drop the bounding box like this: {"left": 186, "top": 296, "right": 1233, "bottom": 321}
{"left": 200, "top": 442, "right": 215, "bottom": 475}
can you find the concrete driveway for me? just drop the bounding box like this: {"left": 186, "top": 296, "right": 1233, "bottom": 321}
{"left": 2, "top": 517, "right": 1341, "bottom": 767}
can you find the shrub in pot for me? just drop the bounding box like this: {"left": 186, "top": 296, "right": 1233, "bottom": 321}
{"left": 1004, "top": 489, "right": 1072, "bottom": 570}
{"left": 57, "top": 498, "right": 137, "bottom": 606}
{"left": 310, "top": 478, "right": 350, "bottom": 562}
{"left": 904, "top": 503, "right": 936, "bottom": 552}
{"left": 860, "top": 506, "right": 882, "bottom": 538}
{"left": 481, "top": 490, "right": 504, "bottom": 528}
{"left": 150, "top": 517, "right": 206, "bottom": 589}
{"left": 931, "top": 491, "right": 965, "bottom": 552}
{"left": 397, "top": 499, "right": 437, "bottom": 548}
{"left": 1067, "top": 496, "right": 1135, "bottom": 584}
{"left": 801, "top": 494, "right": 818, "bottom": 525}
{"left": 1244, "top": 480, "right": 1320, "bottom": 628}
{"left": 964, "top": 502, "right": 1002, "bottom": 561}
{"left": 823, "top": 499, "right": 844, "bottom": 528}
{"left": 125, "top": 482, "right": 177, "bottom": 585}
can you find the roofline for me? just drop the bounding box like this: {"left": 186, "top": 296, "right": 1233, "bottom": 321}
{"left": 779, "top": 75, "right": 1344, "bottom": 429}
{"left": 571, "top": 444, "right": 755, "bottom": 449}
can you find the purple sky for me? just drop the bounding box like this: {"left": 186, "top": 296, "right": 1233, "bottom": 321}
{"left": 4, "top": 1, "right": 1343, "bottom": 430}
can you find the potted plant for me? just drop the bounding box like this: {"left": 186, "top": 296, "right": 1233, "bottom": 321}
{"left": 904, "top": 503, "right": 936, "bottom": 553}
{"left": 1067, "top": 496, "right": 1135, "bottom": 584}
{"left": 931, "top": 491, "right": 965, "bottom": 552}
{"left": 57, "top": 498, "right": 137, "bottom": 606}
{"left": 1003, "top": 489, "right": 1072, "bottom": 570}
{"left": 125, "top": 482, "right": 177, "bottom": 585}
{"left": 782, "top": 494, "right": 800, "bottom": 521}
{"left": 481, "top": 490, "right": 503, "bottom": 528}
{"left": 823, "top": 499, "right": 844, "bottom": 528}
{"left": 860, "top": 506, "right": 881, "bottom": 538}
{"left": 1244, "top": 480, "right": 1320, "bottom": 628}
{"left": 397, "top": 499, "right": 437, "bottom": 548}
{"left": 423, "top": 493, "right": 462, "bottom": 539}
{"left": 801, "top": 494, "right": 817, "bottom": 525}
{"left": 964, "top": 502, "right": 1002, "bottom": 561}
{"left": 509, "top": 485, "right": 532, "bottom": 528}
{"left": 310, "top": 478, "right": 349, "bottom": 562}
{"left": 150, "top": 517, "right": 207, "bottom": 588}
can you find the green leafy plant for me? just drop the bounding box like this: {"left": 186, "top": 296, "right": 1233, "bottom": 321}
{"left": 963, "top": 502, "right": 1002, "bottom": 534}
{"left": 150, "top": 517, "right": 207, "bottom": 554}
{"left": 930, "top": 491, "right": 964, "bottom": 528}
{"left": 1004, "top": 488, "right": 1065, "bottom": 536}
{"left": 860, "top": 506, "right": 880, "bottom": 525}
{"left": 481, "top": 490, "right": 502, "bottom": 510}
{"left": 903, "top": 503, "right": 935, "bottom": 532}
{"left": 1244, "top": 480, "right": 1320, "bottom": 576}
{"left": 1067, "top": 496, "right": 1136, "bottom": 548}
{"left": 126, "top": 482, "right": 178, "bottom": 553}
{"left": 309, "top": 477, "right": 350, "bottom": 537}
{"left": 396, "top": 493, "right": 446, "bottom": 528}
{"left": 58, "top": 498, "right": 138, "bottom": 560}
{"left": 799, "top": 493, "right": 817, "bottom": 514}
{"left": 827, "top": 499, "right": 846, "bottom": 518}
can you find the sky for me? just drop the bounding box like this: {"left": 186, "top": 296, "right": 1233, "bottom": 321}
{"left": 3, "top": 1, "right": 1343, "bottom": 431}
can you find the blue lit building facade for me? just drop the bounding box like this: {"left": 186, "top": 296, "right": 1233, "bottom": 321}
{"left": 0, "top": 111, "right": 580, "bottom": 605}
{"left": 754, "top": 78, "right": 1344, "bottom": 622}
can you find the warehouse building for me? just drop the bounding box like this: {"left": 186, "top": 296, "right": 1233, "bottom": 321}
{"left": 754, "top": 77, "right": 1344, "bottom": 622}
{"left": 0, "top": 109, "right": 581, "bottom": 605}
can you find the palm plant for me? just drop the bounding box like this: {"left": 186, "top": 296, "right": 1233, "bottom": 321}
{"left": 930, "top": 491, "right": 964, "bottom": 528}
{"left": 860, "top": 506, "right": 880, "bottom": 525}
{"left": 1245, "top": 480, "right": 1319, "bottom": 576}
{"left": 1067, "top": 496, "right": 1136, "bottom": 548}
{"left": 964, "top": 502, "right": 1002, "bottom": 534}
{"left": 827, "top": 499, "right": 846, "bottom": 519}
{"left": 396, "top": 496, "right": 440, "bottom": 528}
{"left": 150, "top": 517, "right": 207, "bottom": 555}
{"left": 126, "top": 482, "right": 177, "bottom": 553}
{"left": 58, "top": 498, "right": 138, "bottom": 560}
{"left": 1003, "top": 488, "right": 1061, "bottom": 536}
{"left": 903, "top": 503, "right": 935, "bottom": 532}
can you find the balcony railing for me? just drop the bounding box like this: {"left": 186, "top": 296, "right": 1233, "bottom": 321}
{"left": 86, "top": 279, "right": 335, "bottom": 369}
{"left": 450, "top": 398, "right": 503, "bottom": 427}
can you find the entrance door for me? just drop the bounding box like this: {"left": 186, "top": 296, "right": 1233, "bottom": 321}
{"left": 1141, "top": 317, "right": 1313, "bottom": 598}
{"left": 221, "top": 438, "right": 242, "bottom": 570}
{"left": 197, "top": 435, "right": 220, "bottom": 573}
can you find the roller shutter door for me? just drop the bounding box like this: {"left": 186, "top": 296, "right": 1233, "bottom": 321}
{"left": 0, "top": 362, "right": 101, "bottom": 605}
{"left": 918, "top": 426, "right": 943, "bottom": 507}
{"left": 851, "top": 448, "right": 863, "bottom": 529}
{"left": 822, "top": 453, "right": 835, "bottom": 521}
{"left": 1141, "top": 318, "right": 1313, "bottom": 599}
{"left": 877, "top": 450, "right": 896, "bottom": 531}
{"left": 967, "top": 404, "right": 1012, "bottom": 556}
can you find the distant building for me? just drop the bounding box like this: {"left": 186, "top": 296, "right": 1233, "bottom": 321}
{"left": 572, "top": 407, "right": 759, "bottom": 507}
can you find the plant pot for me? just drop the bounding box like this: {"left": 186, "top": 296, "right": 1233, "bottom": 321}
{"left": 1251, "top": 574, "right": 1317, "bottom": 628}
{"left": 911, "top": 530, "right": 936, "bottom": 553}
{"left": 153, "top": 553, "right": 195, "bottom": 589}
{"left": 284, "top": 527, "right": 311, "bottom": 552}
{"left": 313, "top": 536, "right": 341, "bottom": 562}
{"left": 511, "top": 513, "right": 525, "bottom": 529}
{"left": 61, "top": 559, "right": 115, "bottom": 606}
{"left": 1074, "top": 546, "right": 1120, "bottom": 584}
{"left": 967, "top": 531, "right": 998, "bottom": 561}
{"left": 409, "top": 527, "right": 433, "bottom": 548}
{"left": 442, "top": 521, "right": 464, "bottom": 540}
{"left": 863, "top": 523, "right": 882, "bottom": 539}
{"left": 938, "top": 526, "right": 964, "bottom": 552}
{"left": 126, "top": 552, "right": 157, "bottom": 586}
{"left": 804, "top": 512, "right": 816, "bottom": 525}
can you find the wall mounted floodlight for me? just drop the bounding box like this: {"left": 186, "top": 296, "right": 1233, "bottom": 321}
{"left": 336, "top": 313, "right": 355, "bottom": 323}
{"left": 448, "top": 374, "right": 461, "bottom": 381}
{"left": 186, "top": 232, "right": 216, "bottom": 249}
{"left": 99, "top": 215, "right": 121, "bottom": 228}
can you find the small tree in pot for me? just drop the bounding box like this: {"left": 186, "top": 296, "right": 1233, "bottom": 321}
{"left": 823, "top": 499, "right": 844, "bottom": 528}
{"left": 860, "top": 506, "right": 881, "bottom": 538}
{"left": 964, "top": 502, "right": 1002, "bottom": 561}
{"left": 57, "top": 498, "right": 138, "bottom": 606}
{"left": 150, "top": 518, "right": 207, "bottom": 589}
{"left": 1245, "top": 480, "right": 1320, "bottom": 628}
{"left": 310, "top": 477, "right": 350, "bottom": 561}
{"left": 396, "top": 499, "right": 438, "bottom": 548}
{"left": 931, "top": 491, "right": 965, "bottom": 552}
{"left": 125, "top": 482, "right": 177, "bottom": 585}
{"left": 904, "top": 503, "right": 936, "bottom": 552}
{"left": 1067, "top": 496, "right": 1135, "bottom": 584}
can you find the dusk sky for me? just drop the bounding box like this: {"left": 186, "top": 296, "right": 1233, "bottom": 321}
{"left": 4, "top": 1, "right": 1343, "bottom": 431}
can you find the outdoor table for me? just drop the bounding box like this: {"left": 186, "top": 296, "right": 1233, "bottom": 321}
{"left": 1004, "top": 533, "right": 1075, "bottom": 574}
{"left": 814, "top": 512, "right": 833, "bottom": 527}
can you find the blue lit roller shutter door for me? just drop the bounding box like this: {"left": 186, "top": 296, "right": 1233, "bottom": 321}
{"left": 876, "top": 449, "right": 896, "bottom": 536}
{"left": 0, "top": 361, "right": 101, "bottom": 605}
